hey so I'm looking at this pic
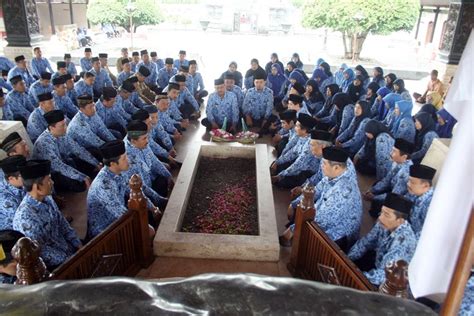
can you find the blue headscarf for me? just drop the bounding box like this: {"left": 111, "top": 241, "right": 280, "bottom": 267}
{"left": 311, "top": 68, "right": 328, "bottom": 83}
{"left": 391, "top": 100, "right": 413, "bottom": 135}
{"left": 340, "top": 68, "right": 355, "bottom": 92}
{"left": 316, "top": 58, "right": 325, "bottom": 68}
{"left": 383, "top": 93, "right": 403, "bottom": 110}
{"left": 335, "top": 63, "right": 348, "bottom": 86}
{"left": 289, "top": 70, "right": 306, "bottom": 87}
{"left": 376, "top": 86, "right": 391, "bottom": 120}
{"left": 267, "top": 63, "right": 286, "bottom": 96}
{"left": 436, "top": 108, "right": 457, "bottom": 138}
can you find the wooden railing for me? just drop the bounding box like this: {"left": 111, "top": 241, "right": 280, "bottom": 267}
{"left": 288, "top": 185, "right": 408, "bottom": 296}
{"left": 12, "top": 174, "right": 154, "bottom": 285}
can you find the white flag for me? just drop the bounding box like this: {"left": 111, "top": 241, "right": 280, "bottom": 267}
{"left": 408, "top": 30, "right": 474, "bottom": 302}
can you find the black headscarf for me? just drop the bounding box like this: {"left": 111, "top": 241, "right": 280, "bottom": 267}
{"left": 332, "top": 92, "right": 352, "bottom": 128}
{"left": 355, "top": 65, "right": 369, "bottom": 82}
{"left": 419, "top": 103, "right": 438, "bottom": 123}
{"left": 414, "top": 112, "right": 436, "bottom": 149}
{"left": 393, "top": 78, "right": 406, "bottom": 94}
{"left": 347, "top": 75, "right": 366, "bottom": 103}
{"left": 348, "top": 100, "right": 371, "bottom": 136}
{"left": 245, "top": 59, "right": 264, "bottom": 79}
{"left": 305, "top": 79, "right": 325, "bottom": 103}
{"left": 366, "top": 82, "right": 380, "bottom": 105}
{"left": 364, "top": 119, "right": 392, "bottom": 159}
{"left": 319, "top": 62, "right": 333, "bottom": 77}
{"left": 317, "top": 84, "right": 340, "bottom": 118}
{"left": 385, "top": 73, "right": 397, "bottom": 90}
{"left": 372, "top": 67, "right": 384, "bottom": 82}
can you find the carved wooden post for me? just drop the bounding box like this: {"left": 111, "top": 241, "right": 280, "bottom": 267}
{"left": 379, "top": 260, "right": 409, "bottom": 298}
{"left": 128, "top": 174, "right": 154, "bottom": 268}
{"left": 13, "top": 237, "right": 49, "bottom": 285}
{"left": 288, "top": 185, "right": 316, "bottom": 275}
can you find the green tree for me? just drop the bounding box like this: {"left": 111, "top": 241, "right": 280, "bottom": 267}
{"left": 87, "top": 0, "right": 164, "bottom": 31}
{"left": 302, "top": 0, "right": 419, "bottom": 59}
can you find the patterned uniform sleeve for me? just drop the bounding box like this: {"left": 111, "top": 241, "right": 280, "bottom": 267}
{"left": 36, "top": 139, "right": 86, "bottom": 181}
{"left": 206, "top": 94, "right": 216, "bottom": 124}
{"left": 336, "top": 120, "right": 354, "bottom": 143}
{"left": 371, "top": 169, "right": 393, "bottom": 195}
{"left": 184, "top": 89, "right": 199, "bottom": 111}
{"left": 411, "top": 131, "right": 438, "bottom": 162}
{"left": 92, "top": 115, "right": 116, "bottom": 142}
{"left": 148, "top": 148, "right": 172, "bottom": 178}
{"left": 149, "top": 138, "right": 169, "bottom": 159}
{"left": 154, "top": 123, "right": 173, "bottom": 150}
{"left": 242, "top": 90, "right": 252, "bottom": 115}
{"left": 278, "top": 150, "right": 317, "bottom": 178}
{"left": 229, "top": 93, "right": 239, "bottom": 124}
{"left": 395, "top": 118, "right": 416, "bottom": 143}
{"left": 264, "top": 90, "right": 273, "bottom": 120}
{"left": 54, "top": 201, "right": 81, "bottom": 248}
{"left": 341, "top": 119, "right": 369, "bottom": 153}
{"left": 347, "top": 223, "right": 381, "bottom": 261}
{"left": 275, "top": 141, "right": 300, "bottom": 165}
{"left": 66, "top": 135, "right": 99, "bottom": 166}
{"left": 375, "top": 133, "right": 395, "bottom": 181}
{"left": 339, "top": 105, "right": 355, "bottom": 133}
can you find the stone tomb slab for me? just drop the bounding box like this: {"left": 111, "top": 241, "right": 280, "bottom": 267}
{"left": 154, "top": 143, "right": 279, "bottom": 261}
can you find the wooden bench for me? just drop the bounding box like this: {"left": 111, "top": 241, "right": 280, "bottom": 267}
{"left": 288, "top": 185, "right": 409, "bottom": 297}
{"left": 12, "top": 174, "right": 154, "bottom": 285}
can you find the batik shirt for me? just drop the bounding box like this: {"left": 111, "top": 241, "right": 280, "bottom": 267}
{"left": 276, "top": 135, "right": 308, "bottom": 166}
{"left": 173, "top": 59, "right": 189, "bottom": 69}
{"left": 459, "top": 275, "right": 474, "bottom": 316}
{"left": 151, "top": 121, "right": 173, "bottom": 151}
{"left": 4, "top": 90, "right": 35, "bottom": 121}
{"left": 67, "top": 88, "right": 78, "bottom": 107}
{"left": 157, "top": 67, "right": 177, "bottom": 88}
{"left": 117, "top": 71, "right": 132, "bottom": 86}
{"left": 137, "top": 61, "right": 158, "bottom": 86}
{"left": 0, "top": 77, "right": 13, "bottom": 91}
{"left": 242, "top": 87, "right": 273, "bottom": 120}
{"left": 176, "top": 87, "right": 199, "bottom": 112}
{"left": 90, "top": 68, "right": 112, "bottom": 94}
{"left": 406, "top": 188, "right": 434, "bottom": 239}
{"left": 7, "top": 66, "right": 35, "bottom": 88}
{"left": 53, "top": 92, "right": 78, "bottom": 119}
{"left": 167, "top": 98, "right": 183, "bottom": 121}
{"left": 393, "top": 118, "right": 416, "bottom": 144}
{"left": 356, "top": 132, "right": 395, "bottom": 181}
{"left": 115, "top": 94, "right": 137, "bottom": 117}
{"left": 280, "top": 128, "right": 297, "bottom": 156}
{"left": 87, "top": 167, "right": 128, "bottom": 238}
{"left": 191, "top": 72, "right": 205, "bottom": 94}
{"left": 336, "top": 117, "right": 370, "bottom": 155}
{"left": 67, "top": 111, "right": 116, "bottom": 149}
{"left": 33, "top": 130, "right": 98, "bottom": 182}
{"left": 206, "top": 91, "right": 239, "bottom": 126}
{"left": 30, "top": 57, "right": 54, "bottom": 78}
{"left": 311, "top": 166, "right": 362, "bottom": 241}
{"left": 227, "top": 85, "right": 244, "bottom": 111}
{"left": 371, "top": 160, "right": 413, "bottom": 202}
{"left": 129, "top": 91, "right": 148, "bottom": 110}
{"left": 158, "top": 110, "right": 178, "bottom": 134}
{"left": 28, "top": 80, "right": 53, "bottom": 105}
{"left": 0, "top": 183, "right": 25, "bottom": 230}
{"left": 278, "top": 138, "right": 320, "bottom": 178}
{"left": 411, "top": 131, "right": 438, "bottom": 163}
{"left": 66, "top": 62, "right": 77, "bottom": 76}
{"left": 80, "top": 57, "right": 93, "bottom": 72}
{"left": 0, "top": 57, "right": 15, "bottom": 72}
{"left": 26, "top": 107, "right": 48, "bottom": 143}
{"left": 348, "top": 222, "right": 417, "bottom": 286}
{"left": 13, "top": 194, "right": 81, "bottom": 268}
{"left": 74, "top": 79, "right": 94, "bottom": 97}
{"left": 95, "top": 100, "right": 128, "bottom": 129}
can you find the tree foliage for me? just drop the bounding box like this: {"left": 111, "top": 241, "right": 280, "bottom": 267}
{"left": 302, "top": 0, "right": 419, "bottom": 35}
{"left": 87, "top": 0, "right": 164, "bottom": 30}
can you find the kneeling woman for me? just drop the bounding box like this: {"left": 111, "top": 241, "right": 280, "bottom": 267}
{"left": 335, "top": 100, "right": 371, "bottom": 157}
{"left": 354, "top": 120, "right": 395, "bottom": 180}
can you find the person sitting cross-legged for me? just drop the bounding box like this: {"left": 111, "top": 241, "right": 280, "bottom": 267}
{"left": 27, "top": 92, "right": 56, "bottom": 143}
{"left": 13, "top": 160, "right": 82, "bottom": 270}
{"left": 279, "top": 146, "right": 362, "bottom": 252}
{"left": 348, "top": 192, "right": 417, "bottom": 286}
{"left": 201, "top": 78, "right": 239, "bottom": 133}
{"left": 363, "top": 138, "right": 415, "bottom": 218}
{"left": 33, "top": 110, "right": 101, "bottom": 193}
{"left": 242, "top": 70, "right": 275, "bottom": 134}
